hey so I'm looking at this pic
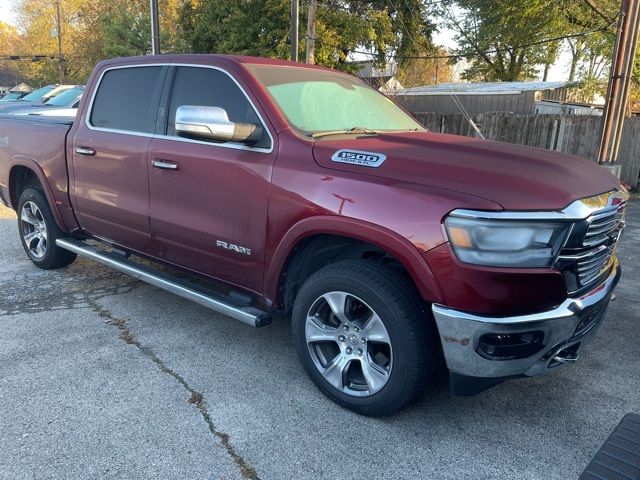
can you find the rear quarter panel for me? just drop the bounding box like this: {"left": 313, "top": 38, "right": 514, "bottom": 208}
{"left": 0, "top": 117, "right": 78, "bottom": 231}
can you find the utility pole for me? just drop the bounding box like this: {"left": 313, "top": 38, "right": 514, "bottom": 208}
{"left": 305, "top": 0, "right": 317, "bottom": 64}
{"left": 291, "top": 0, "right": 299, "bottom": 62}
{"left": 150, "top": 0, "right": 160, "bottom": 55}
{"left": 612, "top": 0, "right": 640, "bottom": 162}
{"left": 54, "top": 0, "right": 64, "bottom": 83}
{"left": 598, "top": 0, "right": 640, "bottom": 168}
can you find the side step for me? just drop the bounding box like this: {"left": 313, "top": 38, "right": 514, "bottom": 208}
{"left": 580, "top": 413, "right": 640, "bottom": 480}
{"left": 56, "top": 238, "right": 272, "bottom": 328}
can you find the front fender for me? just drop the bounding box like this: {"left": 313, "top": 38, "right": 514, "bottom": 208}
{"left": 264, "top": 215, "right": 445, "bottom": 304}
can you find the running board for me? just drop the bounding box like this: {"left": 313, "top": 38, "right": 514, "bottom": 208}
{"left": 56, "top": 238, "right": 272, "bottom": 328}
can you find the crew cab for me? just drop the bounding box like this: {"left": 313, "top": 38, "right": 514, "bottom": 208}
{"left": 0, "top": 55, "right": 627, "bottom": 416}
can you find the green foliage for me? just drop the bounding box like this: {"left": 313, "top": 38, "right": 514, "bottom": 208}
{"left": 179, "top": 0, "right": 432, "bottom": 71}
{"left": 7, "top": 0, "right": 640, "bottom": 109}
{"left": 101, "top": 5, "right": 152, "bottom": 58}
{"left": 440, "top": 0, "right": 568, "bottom": 81}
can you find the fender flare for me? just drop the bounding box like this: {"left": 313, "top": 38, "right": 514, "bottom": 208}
{"left": 264, "top": 215, "right": 444, "bottom": 305}
{"left": 8, "top": 156, "right": 69, "bottom": 232}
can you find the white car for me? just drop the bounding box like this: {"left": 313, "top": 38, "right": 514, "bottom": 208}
{"left": 6, "top": 86, "right": 83, "bottom": 116}
{"left": 19, "top": 108, "right": 78, "bottom": 117}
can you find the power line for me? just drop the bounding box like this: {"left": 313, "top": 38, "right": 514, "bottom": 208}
{"left": 316, "top": 22, "right": 615, "bottom": 60}
{"left": 389, "top": 0, "right": 424, "bottom": 52}
{"left": 0, "top": 55, "right": 59, "bottom": 61}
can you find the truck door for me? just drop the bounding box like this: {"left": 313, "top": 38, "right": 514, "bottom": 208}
{"left": 71, "top": 65, "right": 167, "bottom": 251}
{"left": 146, "top": 65, "right": 277, "bottom": 293}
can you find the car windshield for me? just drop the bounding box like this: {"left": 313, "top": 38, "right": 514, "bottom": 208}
{"left": 45, "top": 87, "right": 83, "bottom": 107}
{"left": 0, "top": 93, "right": 22, "bottom": 102}
{"left": 246, "top": 65, "right": 423, "bottom": 135}
{"left": 21, "top": 86, "right": 56, "bottom": 102}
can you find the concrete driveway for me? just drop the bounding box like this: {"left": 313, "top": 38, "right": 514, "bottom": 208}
{"left": 1, "top": 202, "right": 638, "bottom": 480}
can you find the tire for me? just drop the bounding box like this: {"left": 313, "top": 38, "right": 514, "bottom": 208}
{"left": 292, "top": 259, "right": 436, "bottom": 416}
{"left": 17, "top": 188, "right": 77, "bottom": 269}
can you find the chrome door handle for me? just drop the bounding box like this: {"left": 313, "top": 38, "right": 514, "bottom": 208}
{"left": 152, "top": 159, "right": 179, "bottom": 170}
{"left": 75, "top": 146, "right": 96, "bottom": 156}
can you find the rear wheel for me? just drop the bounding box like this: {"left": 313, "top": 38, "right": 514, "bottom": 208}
{"left": 18, "top": 188, "right": 77, "bottom": 269}
{"left": 292, "top": 260, "right": 436, "bottom": 416}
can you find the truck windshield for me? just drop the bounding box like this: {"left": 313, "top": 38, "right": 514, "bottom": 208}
{"left": 247, "top": 65, "right": 422, "bottom": 136}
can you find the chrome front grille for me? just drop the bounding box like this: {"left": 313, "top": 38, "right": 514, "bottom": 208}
{"left": 557, "top": 201, "right": 626, "bottom": 293}
{"left": 584, "top": 206, "right": 626, "bottom": 247}
{"left": 573, "top": 244, "right": 614, "bottom": 285}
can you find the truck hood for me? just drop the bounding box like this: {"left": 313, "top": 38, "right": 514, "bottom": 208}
{"left": 312, "top": 131, "right": 619, "bottom": 211}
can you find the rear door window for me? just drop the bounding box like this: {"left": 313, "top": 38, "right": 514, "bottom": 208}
{"left": 90, "top": 66, "right": 164, "bottom": 133}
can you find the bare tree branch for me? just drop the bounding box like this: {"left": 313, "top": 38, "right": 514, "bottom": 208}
{"left": 582, "top": 0, "right": 616, "bottom": 24}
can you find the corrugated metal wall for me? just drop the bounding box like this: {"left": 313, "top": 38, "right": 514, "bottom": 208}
{"left": 394, "top": 92, "right": 536, "bottom": 114}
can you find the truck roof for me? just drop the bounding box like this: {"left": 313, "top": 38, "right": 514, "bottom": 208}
{"left": 97, "top": 54, "right": 336, "bottom": 73}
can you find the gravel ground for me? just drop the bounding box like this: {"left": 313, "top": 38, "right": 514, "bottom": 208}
{"left": 0, "top": 201, "right": 638, "bottom": 480}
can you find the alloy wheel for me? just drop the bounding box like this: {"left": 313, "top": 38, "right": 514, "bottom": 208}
{"left": 305, "top": 291, "right": 393, "bottom": 397}
{"left": 20, "top": 201, "right": 48, "bottom": 259}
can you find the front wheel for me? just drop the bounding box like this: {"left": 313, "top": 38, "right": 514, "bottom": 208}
{"left": 292, "top": 260, "right": 436, "bottom": 416}
{"left": 17, "top": 188, "right": 77, "bottom": 269}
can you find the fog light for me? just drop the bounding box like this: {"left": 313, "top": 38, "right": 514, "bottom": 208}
{"left": 478, "top": 331, "right": 545, "bottom": 360}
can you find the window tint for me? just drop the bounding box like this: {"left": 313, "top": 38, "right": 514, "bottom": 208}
{"left": 167, "top": 66, "right": 269, "bottom": 148}
{"left": 90, "top": 67, "right": 163, "bottom": 133}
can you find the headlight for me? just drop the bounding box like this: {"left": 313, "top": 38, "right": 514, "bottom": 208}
{"left": 444, "top": 215, "right": 571, "bottom": 267}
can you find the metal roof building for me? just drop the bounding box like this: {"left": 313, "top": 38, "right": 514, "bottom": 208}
{"left": 393, "top": 81, "right": 572, "bottom": 114}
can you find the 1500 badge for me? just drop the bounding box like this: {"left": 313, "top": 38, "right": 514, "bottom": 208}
{"left": 331, "top": 149, "right": 386, "bottom": 168}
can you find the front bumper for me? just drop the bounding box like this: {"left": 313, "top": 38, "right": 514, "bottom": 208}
{"left": 432, "top": 260, "right": 621, "bottom": 381}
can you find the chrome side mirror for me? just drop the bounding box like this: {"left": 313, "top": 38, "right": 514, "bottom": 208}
{"left": 175, "top": 105, "right": 262, "bottom": 145}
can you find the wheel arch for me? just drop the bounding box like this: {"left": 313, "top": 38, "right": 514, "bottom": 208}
{"left": 8, "top": 158, "right": 68, "bottom": 232}
{"left": 265, "top": 216, "right": 444, "bottom": 312}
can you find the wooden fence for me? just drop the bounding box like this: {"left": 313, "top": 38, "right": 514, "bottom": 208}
{"left": 412, "top": 113, "right": 640, "bottom": 189}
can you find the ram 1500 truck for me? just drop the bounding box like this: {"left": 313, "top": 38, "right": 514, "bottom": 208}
{"left": 0, "top": 55, "right": 627, "bottom": 416}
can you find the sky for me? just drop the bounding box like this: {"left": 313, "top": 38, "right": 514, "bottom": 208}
{"left": 0, "top": 0, "right": 17, "bottom": 26}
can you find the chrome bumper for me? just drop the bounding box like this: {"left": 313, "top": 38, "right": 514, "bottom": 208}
{"left": 432, "top": 261, "right": 621, "bottom": 379}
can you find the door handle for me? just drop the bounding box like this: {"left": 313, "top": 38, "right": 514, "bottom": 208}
{"left": 152, "top": 159, "right": 179, "bottom": 171}
{"left": 75, "top": 146, "right": 96, "bottom": 156}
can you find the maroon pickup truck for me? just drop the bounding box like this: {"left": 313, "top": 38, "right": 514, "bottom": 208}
{"left": 0, "top": 55, "right": 627, "bottom": 416}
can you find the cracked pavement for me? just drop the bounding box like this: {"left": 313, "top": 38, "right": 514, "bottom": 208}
{"left": 0, "top": 202, "right": 638, "bottom": 480}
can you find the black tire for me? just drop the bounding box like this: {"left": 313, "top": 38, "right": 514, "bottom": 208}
{"left": 292, "top": 259, "right": 436, "bottom": 416}
{"left": 17, "top": 188, "right": 77, "bottom": 269}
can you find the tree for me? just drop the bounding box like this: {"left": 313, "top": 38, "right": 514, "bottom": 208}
{"left": 179, "top": 0, "right": 435, "bottom": 72}
{"left": 439, "top": 0, "right": 567, "bottom": 81}
{"left": 0, "top": 21, "right": 20, "bottom": 55}
{"left": 8, "top": 0, "right": 186, "bottom": 86}
{"left": 395, "top": 48, "right": 453, "bottom": 86}
{"left": 0, "top": 21, "right": 24, "bottom": 87}
{"left": 101, "top": 5, "right": 153, "bottom": 58}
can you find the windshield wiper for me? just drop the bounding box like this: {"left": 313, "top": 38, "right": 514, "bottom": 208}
{"left": 311, "top": 127, "right": 381, "bottom": 139}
